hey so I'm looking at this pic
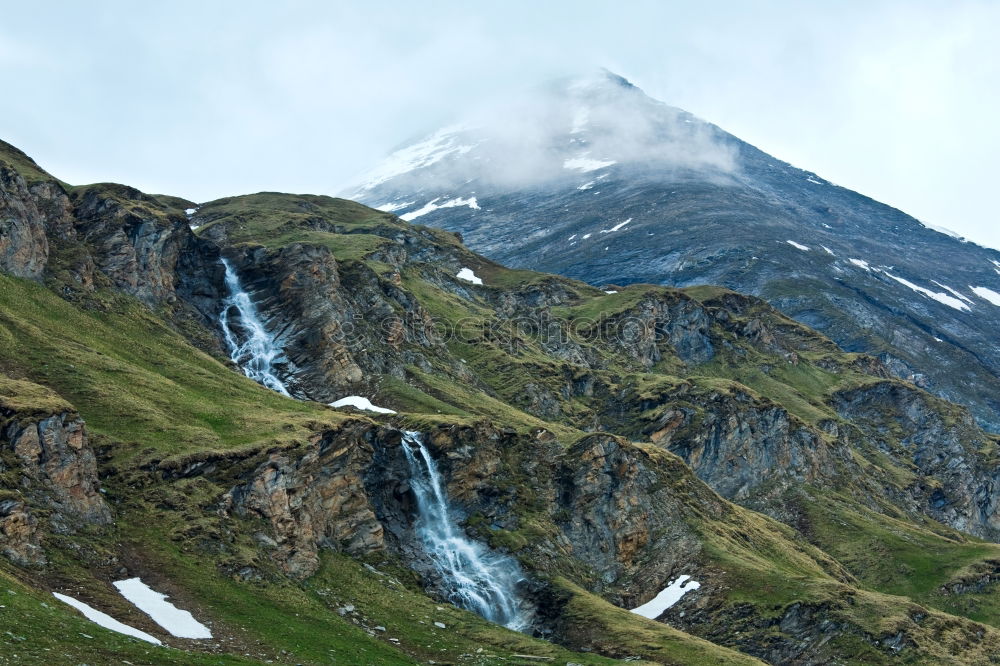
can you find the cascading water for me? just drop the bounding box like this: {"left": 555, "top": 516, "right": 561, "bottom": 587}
{"left": 219, "top": 258, "right": 292, "bottom": 397}
{"left": 217, "top": 262, "right": 528, "bottom": 628}
{"left": 400, "top": 431, "right": 529, "bottom": 631}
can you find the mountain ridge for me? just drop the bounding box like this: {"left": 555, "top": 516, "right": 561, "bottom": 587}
{"left": 351, "top": 71, "right": 1000, "bottom": 433}
{"left": 4, "top": 138, "right": 1000, "bottom": 664}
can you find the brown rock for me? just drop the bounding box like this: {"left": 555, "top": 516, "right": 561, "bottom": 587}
{"left": 0, "top": 499, "right": 45, "bottom": 566}
{"left": 0, "top": 164, "right": 49, "bottom": 279}
{"left": 4, "top": 412, "right": 113, "bottom": 530}
{"left": 222, "top": 425, "right": 385, "bottom": 578}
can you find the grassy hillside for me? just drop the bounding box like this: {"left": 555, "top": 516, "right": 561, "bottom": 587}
{"left": 0, "top": 273, "right": 733, "bottom": 664}
{"left": 4, "top": 163, "right": 1000, "bottom": 664}
{"left": 0, "top": 274, "right": 330, "bottom": 465}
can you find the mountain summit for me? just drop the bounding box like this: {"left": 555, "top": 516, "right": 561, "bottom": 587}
{"left": 351, "top": 70, "right": 1000, "bottom": 431}
{"left": 351, "top": 70, "right": 736, "bottom": 200}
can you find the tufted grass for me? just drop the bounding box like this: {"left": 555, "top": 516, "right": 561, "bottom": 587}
{"left": 0, "top": 274, "right": 333, "bottom": 465}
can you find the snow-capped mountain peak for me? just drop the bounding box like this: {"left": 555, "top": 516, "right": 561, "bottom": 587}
{"left": 349, "top": 71, "right": 1000, "bottom": 431}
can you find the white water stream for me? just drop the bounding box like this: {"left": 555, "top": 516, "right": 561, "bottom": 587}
{"left": 216, "top": 261, "right": 530, "bottom": 629}
{"left": 218, "top": 258, "right": 291, "bottom": 396}
{"left": 400, "top": 431, "right": 529, "bottom": 631}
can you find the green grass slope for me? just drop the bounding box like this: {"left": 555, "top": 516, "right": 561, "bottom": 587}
{"left": 0, "top": 272, "right": 737, "bottom": 664}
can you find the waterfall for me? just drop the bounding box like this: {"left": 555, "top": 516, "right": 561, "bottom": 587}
{"left": 219, "top": 258, "right": 292, "bottom": 397}
{"left": 400, "top": 431, "right": 529, "bottom": 631}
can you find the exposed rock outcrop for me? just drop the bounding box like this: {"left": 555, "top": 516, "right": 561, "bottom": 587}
{"left": 221, "top": 423, "right": 385, "bottom": 578}
{"left": 222, "top": 242, "right": 444, "bottom": 401}
{"left": 0, "top": 498, "right": 44, "bottom": 566}
{"left": 0, "top": 144, "right": 224, "bottom": 322}
{"left": 833, "top": 381, "right": 1000, "bottom": 540}
{"left": 0, "top": 163, "right": 49, "bottom": 279}
{"left": 656, "top": 388, "right": 845, "bottom": 502}
{"left": 2, "top": 410, "right": 112, "bottom": 531}
{"left": 0, "top": 382, "right": 112, "bottom": 567}
{"left": 596, "top": 292, "right": 715, "bottom": 368}
{"left": 69, "top": 184, "right": 203, "bottom": 306}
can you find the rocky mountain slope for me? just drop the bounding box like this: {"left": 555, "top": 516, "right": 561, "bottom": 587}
{"left": 4, "top": 138, "right": 1000, "bottom": 664}
{"left": 350, "top": 70, "right": 1000, "bottom": 434}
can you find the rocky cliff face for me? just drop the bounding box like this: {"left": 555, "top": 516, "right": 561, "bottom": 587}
{"left": 3, "top": 412, "right": 112, "bottom": 527}
{"left": 0, "top": 497, "right": 43, "bottom": 566}
{"left": 221, "top": 422, "right": 385, "bottom": 578}
{"left": 833, "top": 381, "right": 1000, "bottom": 538}
{"left": 69, "top": 184, "right": 203, "bottom": 306}
{"left": 224, "top": 243, "right": 382, "bottom": 400}
{"left": 0, "top": 140, "right": 222, "bottom": 320}
{"left": 0, "top": 162, "right": 49, "bottom": 280}
{"left": 1, "top": 385, "right": 112, "bottom": 565}
{"left": 651, "top": 387, "right": 844, "bottom": 498}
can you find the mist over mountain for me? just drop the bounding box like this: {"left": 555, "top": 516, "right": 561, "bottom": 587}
{"left": 352, "top": 71, "right": 737, "bottom": 195}
{"left": 352, "top": 70, "right": 1000, "bottom": 432}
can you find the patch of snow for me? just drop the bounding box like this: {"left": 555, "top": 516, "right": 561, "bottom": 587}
{"left": 582, "top": 233, "right": 592, "bottom": 240}
{"left": 882, "top": 272, "right": 970, "bottom": 311}
{"left": 375, "top": 201, "right": 415, "bottom": 213}
{"left": 184, "top": 208, "right": 197, "bottom": 216}
{"left": 53, "top": 592, "right": 162, "bottom": 645}
{"left": 357, "top": 126, "right": 476, "bottom": 191}
{"left": 189, "top": 225, "right": 200, "bottom": 231}
{"left": 921, "top": 222, "right": 965, "bottom": 240}
{"left": 577, "top": 181, "right": 595, "bottom": 191}
{"left": 848, "top": 258, "right": 871, "bottom": 270}
{"left": 456, "top": 267, "right": 483, "bottom": 285}
{"left": 604, "top": 290, "right": 618, "bottom": 294}
{"left": 329, "top": 396, "right": 397, "bottom": 414}
{"left": 631, "top": 575, "right": 701, "bottom": 619}
{"left": 601, "top": 218, "right": 632, "bottom": 233}
{"left": 805, "top": 177, "right": 823, "bottom": 185}
{"left": 113, "top": 579, "right": 212, "bottom": 639}
{"left": 786, "top": 240, "right": 810, "bottom": 251}
{"left": 931, "top": 281, "right": 973, "bottom": 304}
{"left": 822, "top": 246, "right": 835, "bottom": 256}
{"left": 567, "top": 234, "right": 577, "bottom": 241}
{"left": 400, "top": 196, "right": 480, "bottom": 222}
{"left": 563, "top": 156, "right": 617, "bottom": 173}
{"left": 970, "top": 286, "right": 1000, "bottom": 306}
{"left": 822, "top": 223, "right": 833, "bottom": 229}
{"left": 934, "top": 337, "right": 943, "bottom": 342}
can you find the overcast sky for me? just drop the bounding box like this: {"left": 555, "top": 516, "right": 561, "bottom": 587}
{"left": 3, "top": 0, "right": 998, "bottom": 249}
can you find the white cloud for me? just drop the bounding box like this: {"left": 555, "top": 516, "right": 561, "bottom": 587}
{"left": 1, "top": 1, "right": 998, "bottom": 251}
